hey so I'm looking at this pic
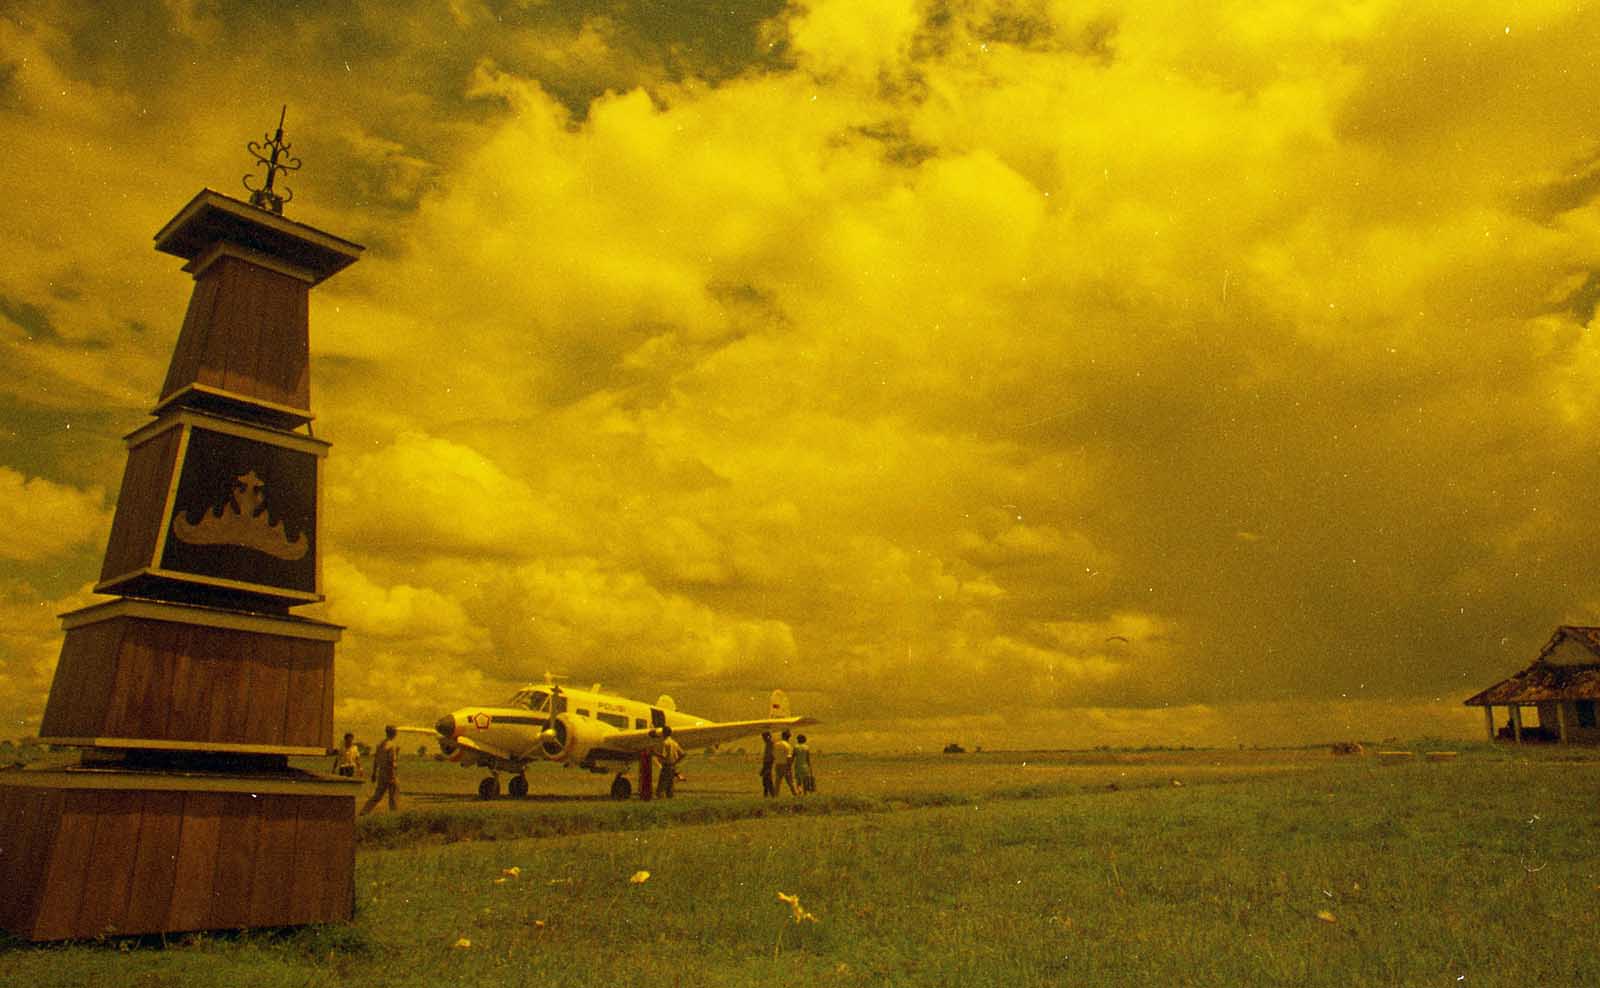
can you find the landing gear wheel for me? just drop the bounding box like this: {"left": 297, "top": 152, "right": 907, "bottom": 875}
{"left": 508, "top": 774, "right": 529, "bottom": 799}
{"left": 610, "top": 775, "right": 632, "bottom": 801}
{"left": 478, "top": 776, "right": 501, "bottom": 801}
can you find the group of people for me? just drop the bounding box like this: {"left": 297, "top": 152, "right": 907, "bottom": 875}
{"left": 760, "top": 729, "right": 815, "bottom": 796}
{"left": 334, "top": 726, "right": 402, "bottom": 817}
{"left": 634, "top": 725, "right": 823, "bottom": 801}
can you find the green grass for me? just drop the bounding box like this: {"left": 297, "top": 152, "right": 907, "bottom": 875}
{"left": 3, "top": 747, "right": 1599, "bottom": 986}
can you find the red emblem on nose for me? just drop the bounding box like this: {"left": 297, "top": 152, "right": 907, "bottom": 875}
{"left": 472, "top": 712, "right": 492, "bottom": 730}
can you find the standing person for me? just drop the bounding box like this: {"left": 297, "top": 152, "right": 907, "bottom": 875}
{"left": 792, "top": 733, "right": 815, "bottom": 795}
{"left": 774, "top": 729, "right": 798, "bottom": 796}
{"left": 333, "top": 732, "right": 360, "bottom": 778}
{"left": 654, "top": 725, "right": 686, "bottom": 798}
{"left": 359, "top": 725, "right": 400, "bottom": 815}
{"left": 759, "top": 731, "right": 776, "bottom": 797}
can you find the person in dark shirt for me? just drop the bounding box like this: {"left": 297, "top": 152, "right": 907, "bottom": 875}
{"left": 359, "top": 725, "right": 400, "bottom": 815}
{"left": 760, "top": 731, "right": 776, "bottom": 797}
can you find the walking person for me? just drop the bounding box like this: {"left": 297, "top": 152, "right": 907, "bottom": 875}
{"left": 654, "top": 725, "right": 685, "bottom": 798}
{"left": 760, "top": 731, "right": 776, "bottom": 797}
{"left": 793, "top": 733, "right": 815, "bottom": 795}
{"left": 774, "top": 729, "right": 798, "bottom": 796}
{"left": 333, "top": 732, "right": 360, "bottom": 778}
{"left": 359, "top": 725, "right": 401, "bottom": 815}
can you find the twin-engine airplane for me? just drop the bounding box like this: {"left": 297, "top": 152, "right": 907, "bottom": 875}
{"left": 410, "top": 682, "right": 815, "bottom": 800}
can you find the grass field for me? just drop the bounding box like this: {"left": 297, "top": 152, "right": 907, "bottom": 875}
{"left": 3, "top": 743, "right": 1599, "bottom": 987}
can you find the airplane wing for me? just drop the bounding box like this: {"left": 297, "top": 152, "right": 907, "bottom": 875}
{"left": 411, "top": 730, "right": 518, "bottom": 764}
{"left": 601, "top": 716, "right": 818, "bottom": 754}
{"left": 454, "top": 734, "right": 517, "bottom": 760}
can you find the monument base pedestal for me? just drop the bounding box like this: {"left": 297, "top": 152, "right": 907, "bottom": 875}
{"left": 0, "top": 767, "right": 356, "bottom": 941}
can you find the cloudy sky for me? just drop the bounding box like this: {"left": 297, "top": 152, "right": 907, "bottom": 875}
{"left": 4, "top": 0, "right": 1599, "bottom": 751}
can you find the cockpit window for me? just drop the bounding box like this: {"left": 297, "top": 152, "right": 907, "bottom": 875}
{"left": 526, "top": 689, "right": 550, "bottom": 711}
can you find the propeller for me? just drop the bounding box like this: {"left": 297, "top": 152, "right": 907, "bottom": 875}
{"left": 435, "top": 713, "right": 459, "bottom": 757}
{"left": 538, "top": 685, "right": 565, "bottom": 757}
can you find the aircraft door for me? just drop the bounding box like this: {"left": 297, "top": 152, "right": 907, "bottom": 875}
{"left": 650, "top": 708, "right": 667, "bottom": 730}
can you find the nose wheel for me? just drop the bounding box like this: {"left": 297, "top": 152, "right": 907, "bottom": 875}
{"left": 610, "top": 774, "right": 632, "bottom": 801}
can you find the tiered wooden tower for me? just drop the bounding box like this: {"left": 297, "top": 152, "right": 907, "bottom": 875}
{"left": 0, "top": 114, "right": 365, "bottom": 940}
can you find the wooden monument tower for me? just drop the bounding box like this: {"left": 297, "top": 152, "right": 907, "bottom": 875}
{"left": 0, "top": 113, "right": 365, "bottom": 940}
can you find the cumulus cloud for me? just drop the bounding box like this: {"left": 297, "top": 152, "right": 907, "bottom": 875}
{"left": 323, "top": 554, "right": 491, "bottom": 655}
{"left": 0, "top": 468, "right": 109, "bottom": 561}
{"left": 472, "top": 556, "right": 799, "bottom": 686}
{"left": 326, "top": 432, "right": 577, "bottom": 558}
{"left": 5, "top": 0, "right": 1600, "bottom": 746}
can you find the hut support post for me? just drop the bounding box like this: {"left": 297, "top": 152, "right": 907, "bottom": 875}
{"left": 1484, "top": 706, "right": 1495, "bottom": 742}
{"left": 1512, "top": 705, "right": 1523, "bottom": 744}
{"left": 1558, "top": 703, "right": 1569, "bottom": 744}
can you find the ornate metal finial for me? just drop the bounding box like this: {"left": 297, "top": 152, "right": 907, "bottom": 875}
{"left": 243, "top": 106, "right": 301, "bottom": 214}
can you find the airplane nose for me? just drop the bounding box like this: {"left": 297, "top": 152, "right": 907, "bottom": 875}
{"left": 435, "top": 714, "right": 457, "bottom": 739}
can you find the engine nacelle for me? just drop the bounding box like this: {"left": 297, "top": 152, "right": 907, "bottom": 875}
{"left": 540, "top": 713, "right": 611, "bottom": 765}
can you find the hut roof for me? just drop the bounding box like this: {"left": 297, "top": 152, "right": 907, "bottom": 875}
{"left": 1464, "top": 626, "right": 1600, "bottom": 705}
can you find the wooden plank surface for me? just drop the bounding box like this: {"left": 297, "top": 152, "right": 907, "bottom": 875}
{"left": 48, "top": 617, "right": 339, "bottom": 748}
{"left": 0, "top": 787, "right": 28, "bottom": 931}
{"left": 162, "top": 272, "right": 221, "bottom": 401}
{"left": 274, "top": 282, "right": 311, "bottom": 407}
{"left": 220, "top": 257, "right": 268, "bottom": 403}
{"left": 282, "top": 641, "right": 332, "bottom": 748}
{"left": 122, "top": 790, "right": 185, "bottom": 934}
{"left": 194, "top": 263, "right": 234, "bottom": 392}
{"left": 243, "top": 631, "right": 293, "bottom": 747}
{"left": 285, "top": 796, "right": 331, "bottom": 926}
{"left": 1, "top": 783, "right": 354, "bottom": 940}
{"left": 163, "top": 620, "right": 204, "bottom": 741}
{"left": 210, "top": 627, "right": 256, "bottom": 744}
{"left": 208, "top": 794, "right": 263, "bottom": 929}
{"left": 247, "top": 795, "right": 300, "bottom": 926}
{"left": 9, "top": 788, "right": 66, "bottom": 936}
{"left": 0, "top": 787, "right": 60, "bottom": 934}
{"left": 210, "top": 259, "right": 259, "bottom": 401}
{"left": 74, "top": 790, "right": 144, "bottom": 936}
{"left": 103, "top": 619, "right": 165, "bottom": 739}
{"left": 131, "top": 620, "right": 188, "bottom": 739}
{"left": 284, "top": 794, "right": 356, "bottom": 925}
{"left": 31, "top": 790, "right": 102, "bottom": 940}
{"left": 310, "top": 796, "right": 355, "bottom": 923}
{"left": 165, "top": 791, "right": 225, "bottom": 931}
{"left": 320, "top": 638, "right": 337, "bottom": 750}
{"left": 99, "top": 427, "right": 183, "bottom": 583}
{"left": 252, "top": 261, "right": 311, "bottom": 408}
{"left": 40, "top": 618, "right": 125, "bottom": 738}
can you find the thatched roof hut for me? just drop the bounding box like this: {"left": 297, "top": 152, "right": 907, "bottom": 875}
{"left": 1464, "top": 626, "right": 1600, "bottom": 743}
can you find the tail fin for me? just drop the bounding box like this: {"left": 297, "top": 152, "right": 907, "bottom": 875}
{"left": 655, "top": 694, "right": 676, "bottom": 712}
{"left": 769, "top": 689, "right": 791, "bottom": 719}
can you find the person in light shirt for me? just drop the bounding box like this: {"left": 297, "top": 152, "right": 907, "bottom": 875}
{"left": 773, "top": 729, "right": 797, "bottom": 796}
{"left": 654, "top": 726, "right": 686, "bottom": 798}
{"left": 792, "top": 734, "right": 815, "bottom": 795}
{"left": 333, "top": 732, "right": 361, "bottom": 777}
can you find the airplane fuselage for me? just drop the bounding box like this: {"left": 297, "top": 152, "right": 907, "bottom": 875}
{"left": 434, "top": 684, "right": 711, "bottom": 773}
{"left": 423, "top": 682, "right": 812, "bottom": 800}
